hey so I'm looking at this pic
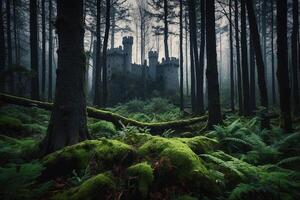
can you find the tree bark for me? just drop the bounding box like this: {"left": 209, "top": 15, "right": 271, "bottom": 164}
{"left": 198, "top": 0, "right": 205, "bottom": 114}
{"left": 93, "top": 0, "right": 102, "bottom": 107}
{"left": 30, "top": 0, "right": 39, "bottom": 100}
{"left": 6, "top": 0, "right": 13, "bottom": 94}
{"left": 246, "top": 0, "right": 269, "bottom": 128}
{"left": 206, "top": 0, "right": 222, "bottom": 128}
{"left": 292, "top": 0, "right": 299, "bottom": 115}
{"left": 42, "top": 0, "right": 90, "bottom": 154}
{"left": 234, "top": 0, "right": 243, "bottom": 115}
{"left": 102, "top": 0, "right": 111, "bottom": 107}
{"left": 276, "top": 0, "right": 292, "bottom": 131}
{"left": 48, "top": 0, "right": 53, "bottom": 101}
{"left": 249, "top": 36, "right": 256, "bottom": 111}
{"left": 0, "top": 0, "right": 5, "bottom": 92}
{"left": 179, "top": 0, "right": 184, "bottom": 111}
{"left": 271, "top": 0, "right": 276, "bottom": 105}
{"left": 240, "top": 0, "right": 250, "bottom": 116}
{"left": 41, "top": 0, "right": 46, "bottom": 98}
{"left": 229, "top": 0, "right": 235, "bottom": 112}
{"left": 163, "top": 0, "right": 169, "bottom": 60}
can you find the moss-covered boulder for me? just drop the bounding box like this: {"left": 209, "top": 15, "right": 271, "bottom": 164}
{"left": 41, "top": 139, "right": 136, "bottom": 179}
{"left": 177, "top": 136, "right": 218, "bottom": 154}
{"left": 138, "top": 136, "right": 219, "bottom": 196}
{"left": 88, "top": 120, "right": 117, "bottom": 138}
{"left": 53, "top": 173, "right": 115, "bottom": 200}
{"left": 0, "top": 116, "right": 23, "bottom": 136}
{"left": 126, "top": 162, "right": 154, "bottom": 198}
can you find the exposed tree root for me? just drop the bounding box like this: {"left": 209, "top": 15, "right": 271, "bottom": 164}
{"left": 0, "top": 93, "right": 208, "bottom": 134}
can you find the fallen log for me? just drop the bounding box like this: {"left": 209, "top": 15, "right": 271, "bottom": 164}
{"left": 0, "top": 93, "right": 208, "bottom": 134}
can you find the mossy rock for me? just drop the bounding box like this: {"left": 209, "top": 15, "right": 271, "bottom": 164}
{"left": 53, "top": 173, "right": 115, "bottom": 200}
{"left": 0, "top": 116, "right": 23, "bottom": 136}
{"left": 126, "top": 162, "right": 154, "bottom": 198}
{"left": 41, "top": 139, "right": 136, "bottom": 179}
{"left": 88, "top": 121, "right": 117, "bottom": 138}
{"left": 177, "top": 136, "right": 218, "bottom": 154}
{"left": 138, "top": 136, "right": 219, "bottom": 196}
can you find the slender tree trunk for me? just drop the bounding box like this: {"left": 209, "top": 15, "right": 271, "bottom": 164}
{"left": 163, "top": 0, "right": 169, "bottom": 60}
{"left": 241, "top": 0, "right": 250, "bottom": 116}
{"left": 206, "top": 0, "right": 222, "bottom": 128}
{"left": 93, "top": 0, "right": 102, "bottom": 107}
{"left": 235, "top": 0, "right": 243, "bottom": 115}
{"left": 198, "top": 0, "right": 205, "bottom": 114}
{"left": 190, "top": 29, "right": 195, "bottom": 112}
{"left": 185, "top": 12, "right": 189, "bottom": 96}
{"left": 41, "top": 0, "right": 46, "bottom": 98}
{"left": 271, "top": 0, "right": 276, "bottom": 105}
{"left": 0, "top": 0, "right": 5, "bottom": 92}
{"left": 292, "top": 0, "right": 299, "bottom": 115}
{"left": 249, "top": 36, "right": 256, "bottom": 111}
{"left": 262, "top": 0, "right": 267, "bottom": 71}
{"left": 246, "top": 0, "right": 269, "bottom": 128}
{"left": 48, "top": 0, "right": 53, "bottom": 101}
{"left": 42, "top": 0, "right": 90, "bottom": 154}
{"left": 102, "top": 0, "right": 111, "bottom": 107}
{"left": 13, "top": 0, "right": 19, "bottom": 65}
{"left": 188, "top": 0, "right": 204, "bottom": 114}
{"left": 229, "top": 0, "right": 235, "bottom": 112}
{"left": 110, "top": 6, "right": 115, "bottom": 49}
{"left": 179, "top": 0, "right": 184, "bottom": 111}
{"left": 6, "top": 0, "right": 13, "bottom": 93}
{"left": 30, "top": 0, "right": 39, "bottom": 100}
{"left": 276, "top": 0, "right": 292, "bottom": 131}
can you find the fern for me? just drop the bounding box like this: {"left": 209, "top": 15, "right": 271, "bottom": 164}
{"left": 277, "top": 156, "right": 300, "bottom": 170}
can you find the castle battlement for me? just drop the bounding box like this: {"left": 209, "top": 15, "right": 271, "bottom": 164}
{"left": 148, "top": 51, "right": 158, "bottom": 58}
{"left": 160, "top": 57, "right": 179, "bottom": 66}
{"left": 122, "top": 36, "right": 134, "bottom": 45}
{"left": 107, "top": 46, "right": 124, "bottom": 55}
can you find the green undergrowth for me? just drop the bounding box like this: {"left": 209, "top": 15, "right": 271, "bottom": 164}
{"left": 0, "top": 105, "right": 300, "bottom": 199}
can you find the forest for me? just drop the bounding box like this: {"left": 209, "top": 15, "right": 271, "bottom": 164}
{"left": 0, "top": 0, "right": 300, "bottom": 199}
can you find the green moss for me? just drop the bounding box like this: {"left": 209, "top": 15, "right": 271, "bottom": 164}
{"left": 137, "top": 136, "right": 220, "bottom": 197}
{"left": 175, "top": 195, "right": 198, "bottom": 200}
{"left": 88, "top": 120, "right": 117, "bottom": 138}
{"left": 177, "top": 136, "right": 218, "bottom": 154}
{"left": 127, "top": 162, "right": 154, "bottom": 197}
{"left": 42, "top": 139, "right": 135, "bottom": 179}
{"left": 54, "top": 173, "right": 115, "bottom": 200}
{"left": 0, "top": 116, "right": 23, "bottom": 131}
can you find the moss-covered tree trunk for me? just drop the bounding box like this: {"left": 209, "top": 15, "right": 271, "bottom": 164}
{"left": 42, "top": 0, "right": 90, "bottom": 154}
{"left": 205, "top": 0, "right": 222, "bottom": 128}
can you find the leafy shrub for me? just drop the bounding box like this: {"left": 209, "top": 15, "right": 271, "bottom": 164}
{"left": 89, "top": 121, "right": 117, "bottom": 138}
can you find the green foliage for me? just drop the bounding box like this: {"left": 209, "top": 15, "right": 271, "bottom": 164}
{"left": 0, "top": 161, "right": 52, "bottom": 200}
{"left": 127, "top": 162, "right": 154, "bottom": 197}
{"left": 110, "top": 98, "right": 182, "bottom": 122}
{"left": 88, "top": 120, "right": 117, "bottom": 138}
{"left": 54, "top": 173, "right": 115, "bottom": 200}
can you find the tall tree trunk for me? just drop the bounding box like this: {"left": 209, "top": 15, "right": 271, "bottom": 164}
{"left": 235, "top": 0, "right": 243, "bottom": 115}
{"left": 42, "top": 0, "right": 89, "bottom": 154}
{"left": 185, "top": 11, "right": 189, "bottom": 96}
{"left": 262, "top": 0, "right": 267, "bottom": 71}
{"left": 30, "top": 0, "right": 39, "bottom": 100}
{"left": 240, "top": 0, "right": 251, "bottom": 116}
{"left": 249, "top": 36, "right": 256, "bottom": 111}
{"left": 0, "top": 0, "right": 5, "bottom": 92}
{"left": 188, "top": 0, "right": 204, "bottom": 114}
{"left": 198, "top": 0, "right": 205, "bottom": 114}
{"left": 163, "top": 0, "right": 169, "bottom": 60}
{"left": 246, "top": 0, "right": 269, "bottom": 128}
{"left": 6, "top": 0, "right": 13, "bottom": 94}
{"left": 292, "top": 0, "right": 299, "bottom": 115}
{"left": 48, "top": 0, "right": 53, "bottom": 101}
{"left": 179, "top": 0, "right": 184, "bottom": 111}
{"left": 229, "top": 0, "right": 235, "bottom": 112}
{"left": 271, "top": 0, "right": 276, "bottom": 105}
{"left": 190, "top": 29, "right": 196, "bottom": 112}
{"left": 206, "top": 0, "right": 222, "bottom": 128}
{"left": 41, "top": 0, "right": 46, "bottom": 98}
{"left": 94, "top": 0, "right": 102, "bottom": 107}
{"left": 102, "top": 0, "right": 111, "bottom": 107}
{"left": 276, "top": 0, "right": 292, "bottom": 131}
{"left": 110, "top": 6, "right": 115, "bottom": 48}
{"left": 13, "top": 0, "right": 19, "bottom": 65}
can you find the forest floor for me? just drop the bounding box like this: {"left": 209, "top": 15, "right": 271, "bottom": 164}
{"left": 0, "top": 98, "right": 300, "bottom": 200}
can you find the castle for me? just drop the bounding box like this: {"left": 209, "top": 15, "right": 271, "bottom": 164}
{"left": 106, "top": 36, "right": 179, "bottom": 92}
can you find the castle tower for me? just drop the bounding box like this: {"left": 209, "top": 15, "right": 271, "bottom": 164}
{"left": 148, "top": 51, "right": 158, "bottom": 80}
{"left": 122, "top": 36, "right": 133, "bottom": 72}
